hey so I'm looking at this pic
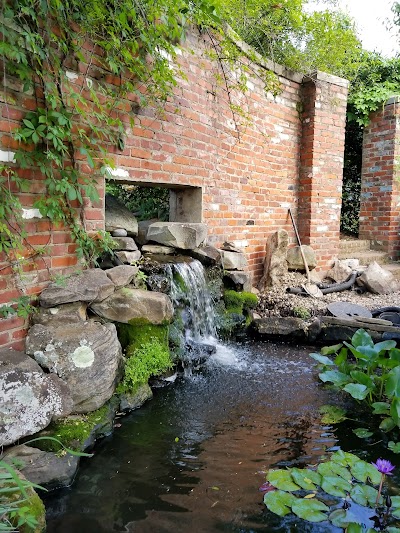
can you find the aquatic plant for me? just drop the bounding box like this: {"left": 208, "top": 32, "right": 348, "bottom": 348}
{"left": 263, "top": 450, "right": 400, "bottom": 531}
{"left": 310, "top": 329, "right": 400, "bottom": 433}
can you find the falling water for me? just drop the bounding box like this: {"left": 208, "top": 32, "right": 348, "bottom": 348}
{"left": 168, "top": 259, "right": 217, "bottom": 344}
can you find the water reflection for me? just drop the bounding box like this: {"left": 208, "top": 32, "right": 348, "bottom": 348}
{"left": 45, "top": 341, "right": 341, "bottom": 532}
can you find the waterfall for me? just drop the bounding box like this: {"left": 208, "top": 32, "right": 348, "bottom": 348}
{"left": 169, "top": 259, "right": 217, "bottom": 343}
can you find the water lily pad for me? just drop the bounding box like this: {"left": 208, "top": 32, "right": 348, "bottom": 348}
{"left": 347, "top": 524, "right": 365, "bottom": 533}
{"left": 321, "top": 475, "right": 351, "bottom": 497}
{"left": 331, "top": 451, "right": 360, "bottom": 468}
{"left": 343, "top": 383, "right": 369, "bottom": 400}
{"left": 350, "top": 461, "right": 381, "bottom": 485}
{"left": 390, "top": 496, "right": 400, "bottom": 509}
{"left": 320, "top": 405, "right": 347, "bottom": 424}
{"left": 387, "top": 527, "right": 400, "bottom": 532}
{"left": 318, "top": 461, "right": 352, "bottom": 481}
{"left": 352, "top": 428, "right": 373, "bottom": 438}
{"left": 329, "top": 509, "right": 360, "bottom": 528}
{"left": 291, "top": 498, "right": 329, "bottom": 523}
{"left": 290, "top": 468, "right": 321, "bottom": 490}
{"left": 379, "top": 417, "right": 396, "bottom": 432}
{"left": 264, "top": 490, "right": 297, "bottom": 517}
{"left": 350, "top": 484, "right": 379, "bottom": 507}
{"left": 267, "top": 469, "right": 300, "bottom": 491}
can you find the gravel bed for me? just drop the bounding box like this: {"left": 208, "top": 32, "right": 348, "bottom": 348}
{"left": 256, "top": 272, "right": 400, "bottom": 318}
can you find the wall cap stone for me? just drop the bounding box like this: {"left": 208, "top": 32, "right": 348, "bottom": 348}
{"left": 303, "top": 70, "right": 349, "bottom": 88}
{"left": 386, "top": 95, "right": 400, "bottom": 106}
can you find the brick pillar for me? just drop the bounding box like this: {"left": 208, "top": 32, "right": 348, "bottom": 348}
{"left": 298, "top": 72, "right": 349, "bottom": 269}
{"left": 359, "top": 96, "right": 400, "bottom": 259}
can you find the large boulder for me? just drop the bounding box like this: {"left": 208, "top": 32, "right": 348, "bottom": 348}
{"left": 111, "top": 236, "right": 138, "bottom": 251}
{"left": 326, "top": 260, "right": 353, "bottom": 283}
{"left": 32, "top": 302, "right": 87, "bottom": 327}
{"left": 105, "top": 194, "right": 138, "bottom": 235}
{"left": 90, "top": 288, "right": 174, "bottom": 325}
{"left": 188, "top": 245, "right": 222, "bottom": 266}
{"left": 0, "top": 350, "right": 73, "bottom": 446}
{"left": 221, "top": 250, "right": 248, "bottom": 270}
{"left": 25, "top": 321, "right": 122, "bottom": 413}
{"left": 358, "top": 261, "right": 399, "bottom": 294}
{"left": 105, "top": 265, "right": 139, "bottom": 288}
{"left": 4, "top": 445, "right": 79, "bottom": 490}
{"left": 39, "top": 269, "right": 115, "bottom": 308}
{"left": 224, "top": 271, "right": 252, "bottom": 291}
{"left": 258, "top": 229, "right": 288, "bottom": 290}
{"left": 114, "top": 250, "right": 141, "bottom": 264}
{"left": 147, "top": 222, "right": 207, "bottom": 250}
{"left": 136, "top": 218, "right": 160, "bottom": 245}
{"left": 286, "top": 245, "right": 317, "bottom": 271}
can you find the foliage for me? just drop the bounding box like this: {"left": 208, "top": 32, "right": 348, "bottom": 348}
{"left": 106, "top": 182, "right": 169, "bottom": 221}
{"left": 0, "top": 295, "right": 37, "bottom": 319}
{"left": 293, "top": 306, "right": 311, "bottom": 320}
{"left": 120, "top": 337, "right": 172, "bottom": 390}
{"left": 263, "top": 450, "right": 400, "bottom": 530}
{"left": 223, "top": 289, "right": 258, "bottom": 313}
{"left": 219, "top": 0, "right": 363, "bottom": 79}
{"left": 310, "top": 329, "right": 400, "bottom": 433}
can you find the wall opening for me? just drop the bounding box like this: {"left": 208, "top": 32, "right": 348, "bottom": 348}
{"left": 105, "top": 180, "right": 203, "bottom": 223}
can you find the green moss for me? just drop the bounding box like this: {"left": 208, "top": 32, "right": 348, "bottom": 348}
{"left": 20, "top": 489, "right": 46, "bottom": 533}
{"left": 293, "top": 306, "right": 311, "bottom": 319}
{"left": 118, "top": 321, "right": 169, "bottom": 351}
{"left": 223, "top": 290, "right": 258, "bottom": 312}
{"left": 31, "top": 404, "right": 111, "bottom": 452}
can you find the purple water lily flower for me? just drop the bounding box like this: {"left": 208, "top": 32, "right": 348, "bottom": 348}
{"left": 372, "top": 459, "right": 395, "bottom": 476}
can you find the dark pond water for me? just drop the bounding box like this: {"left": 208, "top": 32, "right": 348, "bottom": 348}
{"left": 44, "top": 340, "right": 400, "bottom": 533}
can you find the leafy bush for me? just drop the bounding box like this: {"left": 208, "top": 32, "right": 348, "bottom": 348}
{"left": 310, "top": 329, "right": 400, "bottom": 433}
{"left": 106, "top": 182, "right": 169, "bottom": 221}
{"left": 120, "top": 338, "right": 172, "bottom": 390}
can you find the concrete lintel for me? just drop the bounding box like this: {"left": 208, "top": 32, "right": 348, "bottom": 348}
{"left": 303, "top": 70, "right": 349, "bottom": 89}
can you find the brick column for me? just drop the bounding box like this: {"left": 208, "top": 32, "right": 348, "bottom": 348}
{"left": 298, "top": 72, "right": 348, "bottom": 269}
{"left": 359, "top": 96, "right": 400, "bottom": 259}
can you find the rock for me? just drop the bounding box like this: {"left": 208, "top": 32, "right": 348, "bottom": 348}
{"left": 119, "top": 383, "right": 153, "bottom": 411}
{"left": 32, "top": 302, "right": 87, "bottom": 326}
{"left": 136, "top": 219, "right": 160, "bottom": 246}
{"left": 141, "top": 244, "right": 175, "bottom": 255}
{"left": 258, "top": 230, "right": 288, "bottom": 290}
{"left": 221, "top": 250, "right": 248, "bottom": 270}
{"left": 105, "top": 194, "right": 138, "bottom": 235}
{"left": 224, "top": 270, "right": 252, "bottom": 291}
{"left": 147, "top": 222, "right": 207, "bottom": 250}
{"left": 221, "top": 241, "right": 241, "bottom": 253}
{"left": 146, "top": 274, "right": 171, "bottom": 293}
{"left": 189, "top": 245, "right": 222, "bottom": 266}
{"left": 111, "top": 228, "right": 127, "bottom": 237}
{"left": 115, "top": 250, "right": 141, "bottom": 264}
{"left": 286, "top": 245, "right": 317, "bottom": 271}
{"left": 39, "top": 269, "right": 115, "bottom": 308}
{"left": 358, "top": 261, "right": 399, "bottom": 294}
{"left": 26, "top": 321, "right": 122, "bottom": 413}
{"left": 112, "top": 237, "right": 138, "bottom": 251}
{"left": 90, "top": 288, "right": 174, "bottom": 325}
{"left": 105, "top": 265, "right": 139, "bottom": 288}
{"left": 326, "top": 260, "right": 352, "bottom": 283}
{"left": 0, "top": 350, "right": 73, "bottom": 446}
{"left": 253, "top": 317, "right": 307, "bottom": 338}
{"left": 4, "top": 445, "right": 79, "bottom": 490}
{"left": 342, "top": 258, "right": 360, "bottom": 269}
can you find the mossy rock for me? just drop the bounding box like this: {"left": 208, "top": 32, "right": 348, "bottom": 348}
{"left": 223, "top": 290, "right": 258, "bottom": 313}
{"left": 29, "top": 401, "right": 117, "bottom": 452}
{"left": 117, "top": 320, "right": 169, "bottom": 351}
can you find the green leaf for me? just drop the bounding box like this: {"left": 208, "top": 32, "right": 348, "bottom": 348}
{"left": 331, "top": 450, "right": 360, "bottom": 468}
{"left": 379, "top": 417, "right": 396, "bottom": 432}
{"left": 352, "top": 428, "right": 373, "bottom": 438}
{"left": 343, "top": 383, "right": 369, "bottom": 400}
{"left": 318, "top": 460, "right": 352, "bottom": 481}
{"left": 329, "top": 508, "right": 360, "bottom": 528}
{"left": 310, "top": 353, "right": 335, "bottom": 365}
{"left": 388, "top": 441, "right": 400, "bottom": 453}
{"left": 264, "top": 490, "right": 298, "bottom": 517}
{"left": 350, "top": 370, "right": 374, "bottom": 389}
{"left": 267, "top": 469, "right": 300, "bottom": 491}
{"left": 371, "top": 402, "right": 390, "bottom": 415}
{"left": 320, "top": 343, "right": 343, "bottom": 355}
{"left": 386, "top": 367, "right": 400, "bottom": 397}
{"left": 320, "top": 475, "right": 351, "bottom": 497}
{"left": 391, "top": 397, "right": 400, "bottom": 425}
{"left": 319, "top": 370, "right": 350, "bottom": 387}
{"left": 350, "top": 483, "right": 380, "bottom": 506}
{"left": 391, "top": 495, "right": 400, "bottom": 508}
{"left": 319, "top": 405, "right": 347, "bottom": 424}
{"left": 347, "top": 524, "right": 364, "bottom": 533}
{"left": 291, "top": 498, "right": 328, "bottom": 523}
{"left": 350, "top": 461, "right": 381, "bottom": 485}
{"left": 290, "top": 468, "right": 321, "bottom": 490}
{"left": 351, "top": 329, "right": 373, "bottom": 348}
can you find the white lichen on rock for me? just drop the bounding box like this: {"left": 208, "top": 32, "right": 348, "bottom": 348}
{"left": 71, "top": 345, "right": 95, "bottom": 368}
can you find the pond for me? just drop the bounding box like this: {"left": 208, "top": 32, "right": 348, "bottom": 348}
{"left": 43, "top": 338, "right": 400, "bottom": 532}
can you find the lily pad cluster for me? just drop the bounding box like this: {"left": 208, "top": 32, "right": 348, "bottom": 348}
{"left": 310, "top": 329, "right": 400, "bottom": 433}
{"left": 263, "top": 450, "right": 400, "bottom": 531}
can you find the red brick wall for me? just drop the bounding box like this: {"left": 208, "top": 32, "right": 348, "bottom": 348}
{"left": 359, "top": 97, "right": 400, "bottom": 258}
{"left": 0, "top": 28, "right": 348, "bottom": 349}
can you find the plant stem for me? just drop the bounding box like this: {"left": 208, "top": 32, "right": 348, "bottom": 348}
{"left": 376, "top": 474, "right": 385, "bottom": 506}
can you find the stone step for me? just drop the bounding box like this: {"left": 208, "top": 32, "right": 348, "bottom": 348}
{"left": 339, "top": 239, "right": 371, "bottom": 253}
{"left": 338, "top": 250, "right": 390, "bottom": 264}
